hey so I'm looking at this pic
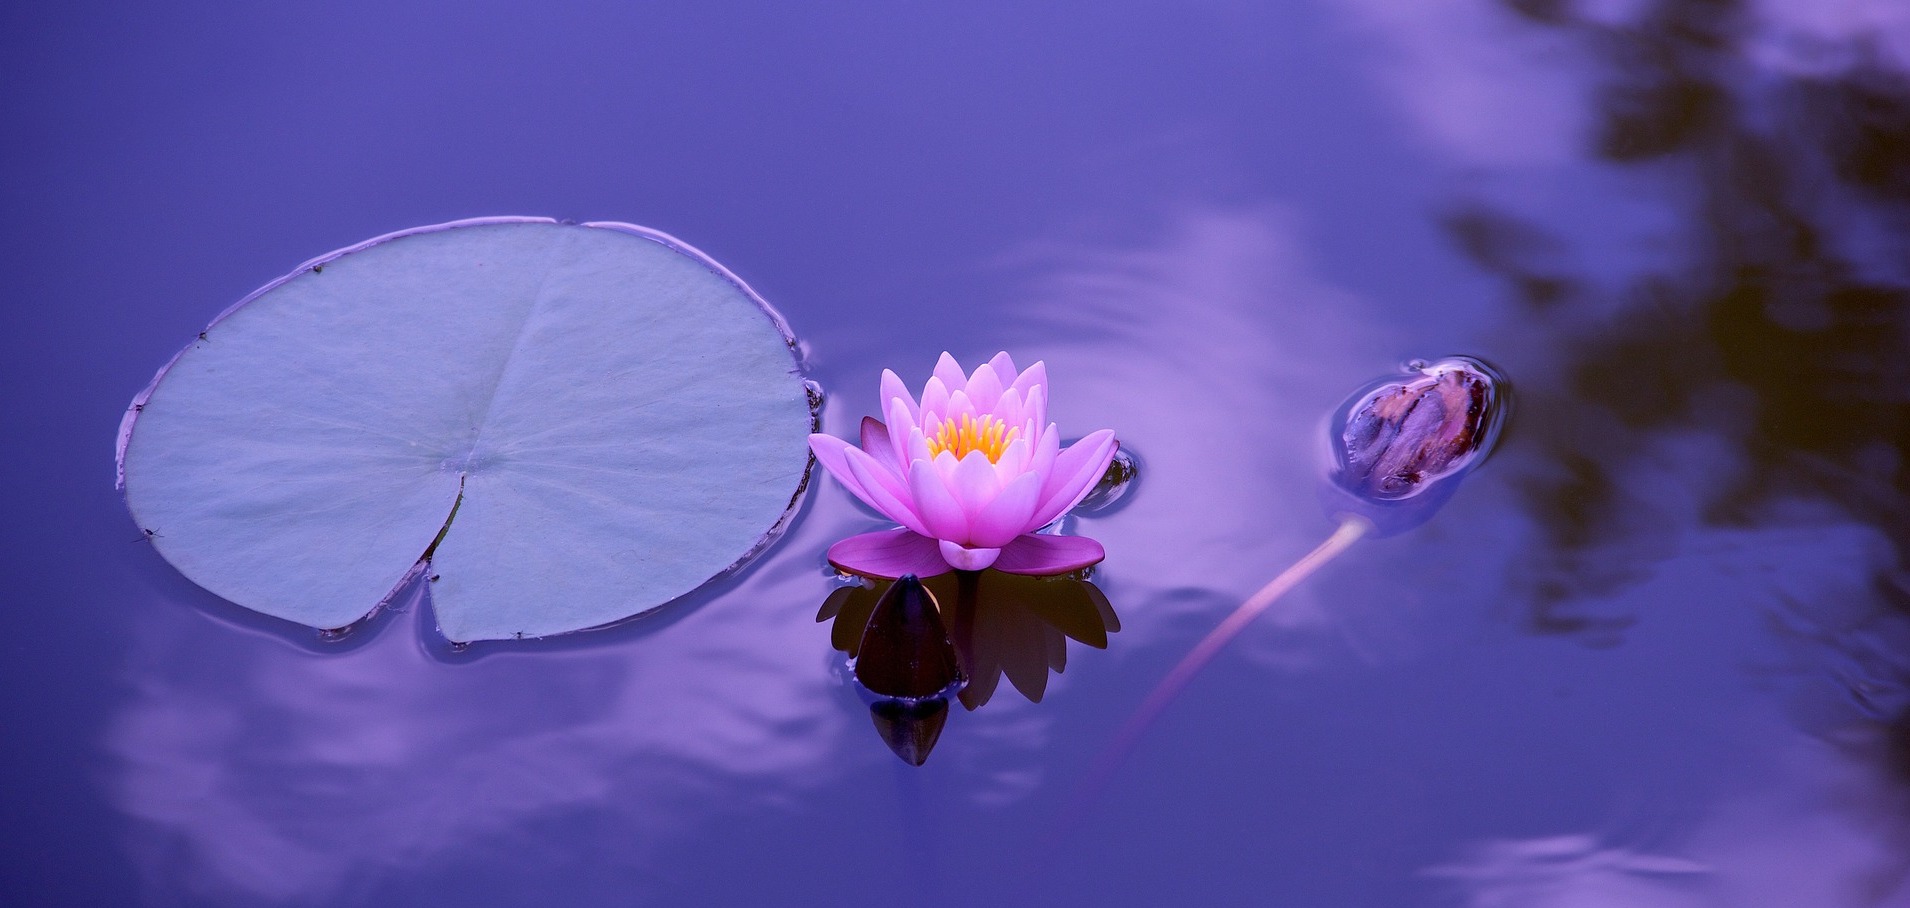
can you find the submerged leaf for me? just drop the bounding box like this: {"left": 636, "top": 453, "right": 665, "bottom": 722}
{"left": 119, "top": 218, "right": 815, "bottom": 642}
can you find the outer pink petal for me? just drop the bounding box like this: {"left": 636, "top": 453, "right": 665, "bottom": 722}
{"left": 969, "top": 471, "right": 1042, "bottom": 547}
{"left": 933, "top": 352, "right": 968, "bottom": 392}
{"left": 992, "top": 534, "right": 1105, "bottom": 576}
{"left": 828, "top": 529, "right": 953, "bottom": 579}
{"left": 965, "top": 363, "right": 1004, "bottom": 411}
{"left": 842, "top": 444, "right": 907, "bottom": 503}
{"left": 880, "top": 369, "right": 920, "bottom": 424}
{"left": 844, "top": 451, "right": 931, "bottom": 536}
{"left": 908, "top": 457, "right": 969, "bottom": 541}
{"left": 1030, "top": 430, "right": 1118, "bottom": 527}
{"left": 810, "top": 434, "right": 878, "bottom": 504}
{"left": 884, "top": 397, "right": 917, "bottom": 467}
{"left": 861, "top": 417, "right": 902, "bottom": 476}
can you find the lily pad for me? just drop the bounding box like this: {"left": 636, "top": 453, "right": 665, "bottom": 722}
{"left": 118, "top": 218, "right": 815, "bottom": 642}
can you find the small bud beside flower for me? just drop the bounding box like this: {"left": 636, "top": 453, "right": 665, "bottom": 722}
{"left": 1325, "top": 357, "right": 1508, "bottom": 535}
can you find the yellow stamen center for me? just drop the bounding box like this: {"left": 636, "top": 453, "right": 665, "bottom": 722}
{"left": 928, "top": 414, "right": 1019, "bottom": 463}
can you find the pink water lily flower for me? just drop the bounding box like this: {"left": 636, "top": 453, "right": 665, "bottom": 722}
{"left": 809, "top": 352, "right": 1118, "bottom": 578}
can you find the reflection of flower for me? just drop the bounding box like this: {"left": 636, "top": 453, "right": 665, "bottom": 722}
{"left": 809, "top": 352, "right": 1118, "bottom": 577}
{"left": 819, "top": 570, "right": 1120, "bottom": 711}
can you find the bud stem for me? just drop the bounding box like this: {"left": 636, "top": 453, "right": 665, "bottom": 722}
{"left": 1114, "top": 515, "right": 1369, "bottom": 765}
{"left": 1043, "top": 515, "right": 1373, "bottom": 856}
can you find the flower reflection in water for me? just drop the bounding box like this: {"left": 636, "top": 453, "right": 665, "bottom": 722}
{"left": 818, "top": 569, "right": 1119, "bottom": 765}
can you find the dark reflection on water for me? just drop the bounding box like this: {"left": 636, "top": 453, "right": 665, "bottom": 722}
{"left": 1429, "top": 1, "right": 1910, "bottom": 900}
{"left": 821, "top": 570, "right": 1119, "bottom": 764}
{"left": 1463, "top": 0, "right": 1910, "bottom": 724}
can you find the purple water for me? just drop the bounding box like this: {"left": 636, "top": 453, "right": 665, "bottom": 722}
{"left": 6, "top": 1, "right": 1910, "bottom": 905}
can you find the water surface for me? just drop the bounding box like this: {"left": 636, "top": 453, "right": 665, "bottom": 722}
{"left": 4, "top": 1, "right": 1908, "bottom": 905}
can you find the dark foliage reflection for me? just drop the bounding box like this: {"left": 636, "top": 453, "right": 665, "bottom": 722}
{"left": 1448, "top": 0, "right": 1910, "bottom": 651}
{"left": 818, "top": 570, "right": 1119, "bottom": 765}
{"left": 1440, "top": 0, "right": 1910, "bottom": 887}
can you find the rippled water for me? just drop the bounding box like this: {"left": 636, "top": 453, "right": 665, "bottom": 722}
{"left": 7, "top": 1, "right": 1910, "bottom": 905}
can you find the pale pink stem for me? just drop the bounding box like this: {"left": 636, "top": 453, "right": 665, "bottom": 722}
{"left": 1038, "top": 515, "right": 1372, "bottom": 860}
{"left": 1113, "top": 514, "right": 1370, "bottom": 757}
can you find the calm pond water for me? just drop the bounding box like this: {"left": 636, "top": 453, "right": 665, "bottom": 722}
{"left": 7, "top": 1, "right": 1910, "bottom": 905}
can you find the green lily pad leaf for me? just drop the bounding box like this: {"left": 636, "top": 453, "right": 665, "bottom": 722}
{"left": 118, "top": 218, "right": 815, "bottom": 642}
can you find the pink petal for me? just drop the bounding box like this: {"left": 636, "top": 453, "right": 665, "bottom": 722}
{"left": 810, "top": 434, "right": 874, "bottom": 501}
{"left": 949, "top": 449, "right": 1004, "bottom": 524}
{"left": 1007, "top": 360, "right": 1046, "bottom": 398}
{"left": 969, "top": 471, "right": 1042, "bottom": 547}
{"left": 1025, "top": 385, "right": 1048, "bottom": 430}
{"left": 815, "top": 437, "right": 925, "bottom": 536}
{"left": 844, "top": 451, "right": 931, "bottom": 536}
{"left": 933, "top": 352, "right": 968, "bottom": 392}
{"left": 843, "top": 444, "right": 907, "bottom": 502}
{"left": 938, "top": 540, "right": 999, "bottom": 572}
{"left": 1028, "top": 425, "right": 1060, "bottom": 485}
{"left": 920, "top": 377, "right": 951, "bottom": 422}
{"left": 994, "top": 436, "right": 1032, "bottom": 476}
{"left": 946, "top": 389, "right": 976, "bottom": 421}
{"left": 986, "top": 351, "right": 1018, "bottom": 381}
{"left": 1030, "top": 430, "right": 1118, "bottom": 527}
{"left": 884, "top": 397, "right": 917, "bottom": 468}
{"left": 908, "top": 457, "right": 969, "bottom": 541}
{"left": 965, "top": 363, "right": 1004, "bottom": 411}
{"left": 861, "top": 417, "right": 902, "bottom": 476}
{"left": 992, "top": 534, "right": 1105, "bottom": 576}
{"left": 828, "top": 529, "right": 953, "bottom": 579}
{"left": 1008, "top": 362, "right": 1048, "bottom": 425}
{"left": 905, "top": 423, "right": 933, "bottom": 464}
{"left": 994, "top": 388, "right": 1024, "bottom": 430}
{"left": 880, "top": 369, "right": 920, "bottom": 424}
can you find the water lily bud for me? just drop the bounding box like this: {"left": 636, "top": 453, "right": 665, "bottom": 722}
{"left": 1323, "top": 357, "right": 1508, "bottom": 535}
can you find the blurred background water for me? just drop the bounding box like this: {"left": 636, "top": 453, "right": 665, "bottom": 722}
{"left": 6, "top": 1, "right": 1910, "bottom": 905}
